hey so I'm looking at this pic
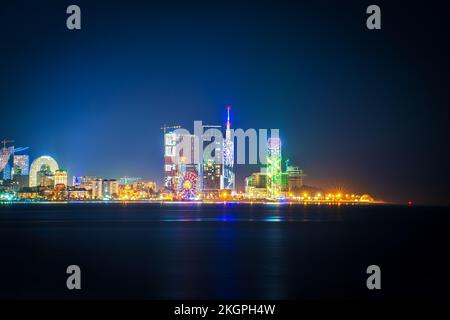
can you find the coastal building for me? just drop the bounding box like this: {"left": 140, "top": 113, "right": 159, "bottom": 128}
{"left": 202, "top": 124, "right": 222, "bottom": 198}
{"left": 37, "top": 170, "right": 54, "bottom": 188}
{"left": 202, "top": 159, "right": 221, "bottom": 197}
{"left": 16, "top": 188, "right": 40, "bottom": 200}
{"left": 0, "top": 146, "right": 15, "bottom": 180}
{"left": 245, "top": 169, "right": 268, "bottom": 199}
{"left": 119, "top": 180, "right": 157, "bottom": 200}
{"left": 130, "top": 180, "right": 156, "bottom": 193}
{"left": 90, "top": 179, "right": 103, "bottom": 199}
{"left": 73, "top": 176, "right": 100, "bottom": 188}
{"left": 29, "top": 156, "right": 59, "bottom": 187}
{"left": 118, "top": 176, "right": 142, "bottom": 185}
{"left": 266, "top": 137, "right": 282, "bottom": 198}
{"left": 286, "top": 165, "right": 305, "bottom": 194}
{"left": 221, "top": 106, "right": 235, "bottom": 192}
{"left": 54, "top": 169, "right": 68, "bottom": 187}
{"left": 103, "top": 179, "right": 119, "bottom": 199}
{"left": 67, "top": 187, "right": 90, "bottom": 200}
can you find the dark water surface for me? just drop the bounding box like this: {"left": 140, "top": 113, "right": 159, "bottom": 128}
{"left": 0, "top": 203, "right": 448, "bottom": 299}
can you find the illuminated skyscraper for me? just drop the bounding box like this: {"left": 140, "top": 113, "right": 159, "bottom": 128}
{"left": 203, "top": 159, "right": 221, "bottom": 192}
{"left": 162, "top": 125, "right": 199, "bottom": 193}
{"left": 0, "top": 146, "right": 14, "bottom": 180}
{"left": 221, "top": 106, "right": 235, "bottom": 192}
{"left": 202, "top": 125, "right": 222, "bottom": 195}
{"left": 13, "top": 155, "right": 29, "bottom": 176}
{"left": 267, "top": 137, "right": 282, "bottom": 198}
{"left": 162, "top": 125, "right": 181, "bottom": 192}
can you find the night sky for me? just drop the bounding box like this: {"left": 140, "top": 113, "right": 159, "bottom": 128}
{"left": 1, "top": 1, "right": 449, "bottom": 204}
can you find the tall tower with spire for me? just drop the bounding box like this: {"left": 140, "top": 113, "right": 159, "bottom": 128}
{"left": 221, "top": 106, "right": 235, "bottom": 192}
{"left": 226, "top": 106, "right": 231, "bottom": 140}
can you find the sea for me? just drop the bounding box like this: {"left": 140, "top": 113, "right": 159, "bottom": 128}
{"left": 0, "top": 202, "right": 448, "bottom": 299}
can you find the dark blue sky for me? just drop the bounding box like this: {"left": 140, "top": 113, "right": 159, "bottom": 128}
{"left": 1, "top": 1, "right": 449, "bottom": 204}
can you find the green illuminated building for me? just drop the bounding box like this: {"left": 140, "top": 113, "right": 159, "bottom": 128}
{"left": 266, "top": 137, "right": 282, "bottom": 198}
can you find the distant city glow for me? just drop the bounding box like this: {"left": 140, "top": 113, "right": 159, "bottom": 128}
{"left": 0, "top": 107, "right": 378, "bottom": 204}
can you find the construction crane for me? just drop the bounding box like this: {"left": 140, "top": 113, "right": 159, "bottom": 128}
{"left": 161, "top": 125, "right": 181, "bottom": 133}
{"left": 1, "top": 139, "right": 14, "bottom": 155}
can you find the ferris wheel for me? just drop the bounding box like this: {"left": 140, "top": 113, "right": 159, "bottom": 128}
{"left": 177, "top": 170, "right": 199, "bottom": 200}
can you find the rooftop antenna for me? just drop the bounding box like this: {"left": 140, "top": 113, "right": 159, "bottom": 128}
{"left": 226, "top": 105, "right": 231, "bottom": 130}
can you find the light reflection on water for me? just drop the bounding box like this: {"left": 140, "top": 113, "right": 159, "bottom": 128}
{"left": 0, "top": 203, "right": 438, "bottom": 299}
{"left": 0, "top": 202, "right": 345, "bottom": 223}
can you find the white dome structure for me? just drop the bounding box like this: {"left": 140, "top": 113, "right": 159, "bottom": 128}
{"left": 29, "top": 155, "right": 59, "bottom": 187}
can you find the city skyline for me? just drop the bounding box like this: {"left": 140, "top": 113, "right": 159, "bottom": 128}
{"left": 0, "top": 131, "right": 376, "bottom": 203}
{"left": 1, "top": 105, "right": 376, "bottom": 203}
{"left": 1, "top": 0, "right": 450, "bottom": 304}
{"left": 1, "top": 1, "right": 449, "bottom": 204}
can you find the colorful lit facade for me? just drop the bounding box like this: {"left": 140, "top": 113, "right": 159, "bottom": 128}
{"left": 177, "top": 169, "right": 200, "bottom": 200}
{"left": 221, "top": 106, "right": 235, "bottom": 192}
{"left": 202, "top": 124, "right": 222, "bottom": 196}
{"left": 267, "top": 137, "right": 282, "bottom": 198}
{"left": 0, "top": 146, "right": 15, "bottom": 180}
{"left": 13, "top": 154, "right": 29, "bottom": 176}
{"left": 163, "top": 125, "right": 201, "bottom": 196}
